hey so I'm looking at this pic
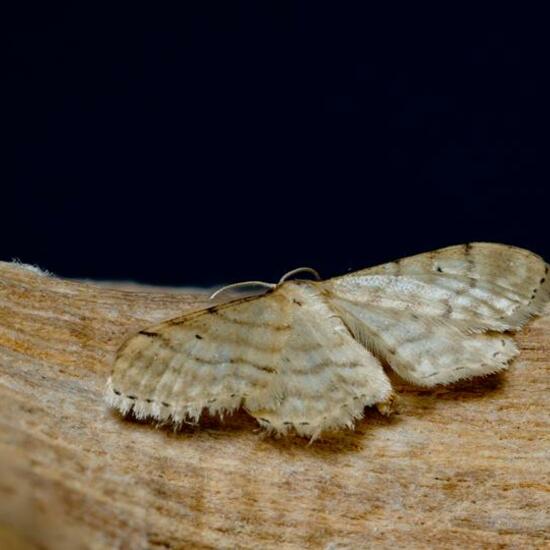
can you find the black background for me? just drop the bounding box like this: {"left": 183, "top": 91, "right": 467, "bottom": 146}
{"left": 6, "top": 5, "right": 548, "bottom": 287}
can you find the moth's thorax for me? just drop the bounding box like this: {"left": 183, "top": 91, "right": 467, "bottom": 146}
{"left": 277, "top": 279, "right": 326, "bottom": 302}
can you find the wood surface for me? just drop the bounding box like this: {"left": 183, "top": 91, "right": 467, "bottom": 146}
{"left": 0, "top": 261, "right": 548, "bottom": 549}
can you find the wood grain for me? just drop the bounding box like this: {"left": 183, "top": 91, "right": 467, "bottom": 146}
{"left": 0, "top": 261, "right": 548, "bottom": 549}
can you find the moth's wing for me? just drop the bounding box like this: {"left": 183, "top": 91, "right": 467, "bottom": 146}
{"left": 331, "top": 243, "right": 549, "bottom": 331}
{"left": 106, "top": 291, "right": 294, "bottom": 424}
{"left": 248, "top": 283, "right": 393, "bottom": 438}
{"left": 324, "top": 243, "right": 549, "bottom": 386}
{"left": 106, "top": 282, "right": 393, "bottom": 438}
{"left": 326, "top": 301, "right": 519, "bottom": 386}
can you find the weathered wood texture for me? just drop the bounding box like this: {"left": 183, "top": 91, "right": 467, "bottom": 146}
{"left": 0, "top": 261, "right": 548, "bottom": 549}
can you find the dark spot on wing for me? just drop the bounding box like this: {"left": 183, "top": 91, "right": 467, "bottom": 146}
{"left": 140, "top": 330, "right": 159, "bottom": 338}
{"left": 195, "top": 334, "right": 203, "bottom": 339}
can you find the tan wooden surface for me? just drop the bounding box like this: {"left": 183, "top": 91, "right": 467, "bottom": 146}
{"left": 0, "top": 261, "right": 548, "bottom": 549}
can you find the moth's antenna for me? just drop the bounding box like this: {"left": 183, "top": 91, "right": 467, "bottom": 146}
{"left": 209, "top": 281, "right": 276, "bottom": 300}
{"left": 278, "top": 267, "right": 321, "bottom": 284}
{"left": 210, "top": 267, "right": 321, "bottom": 300}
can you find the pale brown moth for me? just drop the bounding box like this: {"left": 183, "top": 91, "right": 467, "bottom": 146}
{"left": 106, "top": 243, "right": 549, "bottom": 439}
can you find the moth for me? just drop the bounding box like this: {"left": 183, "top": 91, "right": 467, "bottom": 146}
{"left": 106, "top": 243, "right": 549, "bottom": 438}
